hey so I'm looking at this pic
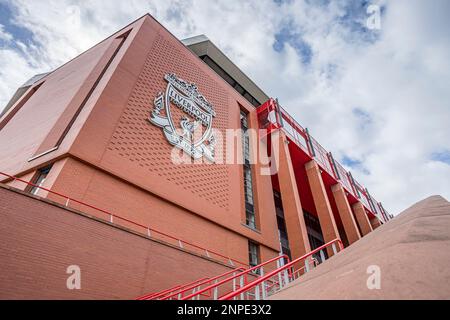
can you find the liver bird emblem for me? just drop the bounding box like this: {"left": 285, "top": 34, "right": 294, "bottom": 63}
{"left": 180, "top": 116, "right": 200, "bottom": 141}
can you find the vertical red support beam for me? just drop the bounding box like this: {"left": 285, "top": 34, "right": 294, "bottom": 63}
{"left": 331, "top": 183, "right": 361, "bottom": 245}
{"left": 370, "top": 216, "right": 382, "bottom": 230}
{"left": 273, "top": 130, "right": 311, "bottom": 261}
{"left": 305, "top": 160, "right": 340, "bottom": 255}
{"left": 352, "top": 201, "right": 373, "bottom": 236}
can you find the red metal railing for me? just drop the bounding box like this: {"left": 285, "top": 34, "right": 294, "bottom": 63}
{"left": 378, "top": 202, "right": 390, "bottom": 221}
{"left": 219, "top": 239, "right": 343, "bottom": 300}
{"left": 154, "top": 267, "right": 247, "bottom": 300}
{"left": 351, "top": 177, "right": 371, "bottom": 211}
{"left": 257, "top": 98, "right": 390, "bottom": 223}
{"left": 137, "top": 267, "right": 247, "bottom": 300}
{"left": 278, "top": 105, "right": 310, "bottom": 153}
{"left": 370, "top": 195, "right": 386, "bottom": 222}
{"left": 159, "top": 255, "right": 319, "bottom": 301}
{"left": 0, "top": 171, "right": 248, "bottom": 267}
{"left": 180, "top": 254, "right": 290, "bottom": 300}
{"left": 309, "top": 135, "right": 335, "bottom": 177}
{"left": 334, "top": 160, "right": 355, "bottom": 197}
{"left": 142, "top": 240, "right": 338, "bottom": 301}
{"left": 277, "top": 106, "right": 360, "bottom": 202}
{"left": 137, "top": 277, "right": 211, "bottom": 300}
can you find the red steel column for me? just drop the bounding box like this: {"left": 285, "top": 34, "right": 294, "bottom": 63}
{"left": 273, "top": 130, "right": 311, "bottom": 260}
{"left": 331, "top": 183, "right": 361, "bottom": 244}
{"left": 352, "top": 201, "right": 373, "bottom": 236}
{"left": 305, "top": 160, "right": 341, "bottom": 254}
{"left": 370, "top": 217, "right": 382, "bottom": 230}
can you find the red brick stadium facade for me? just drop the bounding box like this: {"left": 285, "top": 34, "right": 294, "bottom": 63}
{"left": 0, "top": 14, "right": 391, "bottom": 299}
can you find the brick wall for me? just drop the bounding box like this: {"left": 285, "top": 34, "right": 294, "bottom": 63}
{"left": 0, "top": 184, "right": 236, "bottom": 299}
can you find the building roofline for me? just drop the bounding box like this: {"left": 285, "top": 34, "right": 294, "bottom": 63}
{"left": 182, "top": 35, "right": 270, "bottom": 105}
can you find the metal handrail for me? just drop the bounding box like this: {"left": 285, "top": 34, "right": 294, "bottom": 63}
{"left": 0, "top": 171, "right": 248, "bottom": 268}
{"left": 290, "top": 257, "right": 319, "bottom": 280}
{"left": 181, "top": 254, "right": 291, "bottom": 300}
{"left": 137, "top": 277, "right": 210, "bottom": 300}
{"left": 334, "top": 160, "right": 355, "bottom": 197}
{"left": 262, "top": 99, "right": 387, "bottom": 220}
{"left": 157, "top": 267, "right": 247, "bottom": 300}
{"left": 263, "top": 262, "right": 312, "bottom": 294}
{"left": 219, "top": 239, "right": 343, "bottom": 300}
{"left": 137, "top": 285, "right": 184, "bottom": 300}
{"left": 278, "top": 105, "right": 306, "bottom": 136}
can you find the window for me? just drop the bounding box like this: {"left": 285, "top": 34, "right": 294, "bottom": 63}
{"left": 273, "top": 190, "right": 291, "bottom": 261}
{"left": 241, "top": 110, "right": 256, "bottom": 229}
{"left": 248, "top": 241, "right": 260, "bottom": 269}
{"left": 304, "top": 210, "right": 327, "bottom": 262}
{"left": 29, "top": 166, "right": 52, "bottom": 195}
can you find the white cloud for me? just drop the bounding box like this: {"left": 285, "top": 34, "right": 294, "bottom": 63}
{"left": 0, "top": 0, "right": 449, "bottom": 214}
{"left": 0, "top": 24, "right": 13, "bottom": 42}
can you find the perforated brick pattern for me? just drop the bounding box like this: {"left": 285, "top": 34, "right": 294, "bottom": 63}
{"left": 108, "top": 34, "right": 231, "bottom": 210}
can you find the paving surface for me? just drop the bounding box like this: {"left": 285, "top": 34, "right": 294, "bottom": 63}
{"left": 270, "top": 195, "right": 450, "bottom": 299}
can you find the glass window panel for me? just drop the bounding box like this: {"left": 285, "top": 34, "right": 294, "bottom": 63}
{"left": 241, "top": 111, "right": 256, "bottom": 229}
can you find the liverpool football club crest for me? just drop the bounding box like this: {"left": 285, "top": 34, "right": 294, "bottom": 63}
{"left": 149, "top": 73, "right": 216, "bottom": 162}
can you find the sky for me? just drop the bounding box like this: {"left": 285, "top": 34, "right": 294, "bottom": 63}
{"left": 0, "top": 0, "right": 449, "bottom": 215}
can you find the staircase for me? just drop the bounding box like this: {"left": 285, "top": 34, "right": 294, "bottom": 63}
{"left": 137, "top": 239, "right": 343, "bottom": 300}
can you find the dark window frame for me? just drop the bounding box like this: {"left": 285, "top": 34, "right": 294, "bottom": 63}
{"left": 241, "top": 110, "right": 257, "bottom": 230}
{"left": 248, "top": 241, "right": 261, "bottom": 270}
{"left": 28, "top": 165, "right": 52, "bottom": 195}
{"left": 200, "top": 55, "right": 261, "bottom": 107}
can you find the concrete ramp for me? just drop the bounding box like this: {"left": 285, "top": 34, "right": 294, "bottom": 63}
{"left": 270, "top": 195, "right": 450, "bottom": 299}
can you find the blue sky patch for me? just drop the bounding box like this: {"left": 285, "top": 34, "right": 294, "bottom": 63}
{"left": 335, "top": 0, "right": 384, "bottom": 44}
{"left": 431, "top": 150, "right": 450, "bottom": 165}
{"left": 0, "top": 2, "right": 35, "bottom": 45}
{"left": 273, "top": 21, "right": 313, "bottom": 65}
{"left": 352, "top": 107, "right": 373, "bottom": 130}
{"left": 342, "top": 155, "right": 370, "bottom": 175}
{"left": 305, "top": 0, "right": 330, "bottom": 7}
{"left": 273, "top": 0, "right": 294, "bottom": 6}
